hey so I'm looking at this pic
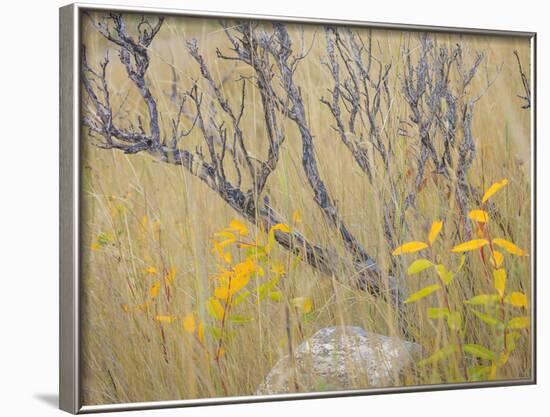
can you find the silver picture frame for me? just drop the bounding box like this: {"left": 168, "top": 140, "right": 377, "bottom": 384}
{"left": 60, "top": 2, "right": 537, "bottom": 413}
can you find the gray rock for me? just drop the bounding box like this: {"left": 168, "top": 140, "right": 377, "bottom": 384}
{"left": 256, "top": 326, "right": 421, "bottom": 395}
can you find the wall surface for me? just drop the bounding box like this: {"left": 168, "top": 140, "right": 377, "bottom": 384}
{"left": 0, "top": 0, "right": 545, "bottom": 415}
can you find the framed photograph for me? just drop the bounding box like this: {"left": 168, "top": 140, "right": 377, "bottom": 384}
{"left": 60, "top": 2, "right": 536, "bottom": 413}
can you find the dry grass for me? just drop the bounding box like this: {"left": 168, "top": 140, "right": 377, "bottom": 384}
{"left": 80, "top": 13, "right": 532, "bottom": 405}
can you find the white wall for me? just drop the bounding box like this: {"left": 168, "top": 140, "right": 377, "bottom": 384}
{"left": 0, "top": 0, "right": 545, "bottom": 415}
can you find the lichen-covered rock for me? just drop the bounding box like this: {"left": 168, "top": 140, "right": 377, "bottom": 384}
{"left": 256, "top": 326, "right": 421, "bottom": 395}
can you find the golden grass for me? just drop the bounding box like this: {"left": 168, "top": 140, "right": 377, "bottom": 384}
{"left": 80, "top": 12, "right": 532, "bottom": 405}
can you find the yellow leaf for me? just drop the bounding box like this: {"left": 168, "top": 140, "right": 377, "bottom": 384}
{"left": 155, "top": 315, "right": 177, "bottom": 324}
{"left": 492, "top": 238, "right": 527, "bottom": 256}
{"left": 407, "top": 259, "right": 433, "bottom": 275}
{"left": 228, "top": 219, "right": 248, "bottom": 236}
{"left": 292, "top": 210, "right": 302, "bottom": 223}
{"left": 135, "top": 301, "right": 150, "bottom": 312}
{"left": 212, "top": 236, "right": 235, "bottom": 252}
{"left": 488, "top": 362, "right": 497, "bottom": 380}
{"left": 303, "top": 298, "right": 313, "bottom": 313}
{"left": 207, "top": 298, "right": 225, "bottom": 320}
{"left": 404, "top": 284, "right": 441, "bottom": 304}
{"left": 498, "top": 352, "right": 510, "bottom": 366}
{"left": 266, "top": 224, "right": 290, "bottom": 252}
{"left": 238, "top": 241, "right": 258, "bottom": 249}
{"left": 392, "top": 241, "right": 429, "bottom": 256}
{"left": 451, "top": 239, "right": 489, "bottom": 252}
{"left": 271, "top": 223, "right": 291, "bottom": 233}
{"left": 183, "top": 313, "right": 196, "bottom": 333}
{"left": 144, "top": 266, "right": 158, "bottom": 274}
{"left": 291, "top": 297, "right": 313, "bottom": 313}
{"left": 230, "top": 258, "right": 256, "bottom": 293}
{"left": 223, "top": 251, "right": 233, "bottom": 264}
{"left": 197, "top": 321, "right": 205, "bottom": 343}
{"left": 149, "top": 281, "right": 161, "bottom": 298}
{"left": 215, "top": 231, "right": 236, "bottom": 241}
{"left": 490, "top": 251, "right": 504, "bottom": 268}
{"left": 505, "top": 292, "right": 528, "bottom": 308}
{"left": 428, "top": 220, "right": 443, "bottom": 245}
{"left": 164, "top": 267, "right": 177, "bottom": 285}
{"left": 482, "top": 179, "right": 508, "bottom": 204}
{"left": 232, "top": 274, "right": 250, "bottom": 294}
{"left": 271, "top": 263, "right": 286, "bottom": 276}
{"left": 508, "top": 316, "right": 530, "bottom": 329}
{"left": 468, "top": 210, "right": 489, "bottom": 223}
{"left": 214, "top": 286, "right": 230, "bottom": 300}
{"left": 493, "top": 268, "right": 506, "bottom": 298}
{"left": 121, "top": 303, "right": 130, "bottom": 312}
{"left": 90, "top": 242, "right": 101, "bottom": 251}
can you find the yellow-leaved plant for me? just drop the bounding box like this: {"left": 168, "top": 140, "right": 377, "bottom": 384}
{"left": 393, "top": 179, "right": 529, "bottom": 382}
{"left": 181, "top": 217, "right": 314, "bottom": 383}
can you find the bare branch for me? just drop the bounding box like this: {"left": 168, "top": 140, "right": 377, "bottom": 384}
{"left": 513, "top": 50, "right": 531, "bottom": 109}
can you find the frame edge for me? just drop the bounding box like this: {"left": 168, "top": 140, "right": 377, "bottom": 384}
{"left": 60, "top": 3, "right": 79, "bottom": 414}
{"left": 62, "top": 3, "right": 536, "bottom": 413}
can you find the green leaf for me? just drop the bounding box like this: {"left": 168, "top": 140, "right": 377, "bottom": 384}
{"left": 97, "top": 232, "right": 113, "bottom": 246}
{"left": 447, "top": 312, "right": 462, "bottom": 331}
{"left": 404, "top": 284, "right": 441, "bottom": 304}
{"left": 407, "top": 259, "right": 433, "bottom": 275}
{"left": 468, "top": 365, "right": 493, "bottom": 381}
{"left": 463, "top": 344, "right": 496, "bottom": 361}
{"left": 508, "top": 316, "right": 530, "bottom": 329}
{"left": 244, "top": 245, "right": 268, "bottom": 261}
{"left": 229, "top": 315, "right": 254, "bottom": 324}
{"left": 456, "top": 255, "right": 466, "bottom": 273}
{"left": 418, "top": 344, "right": 459, "bottom": 366}
{"left": 256, "top": 276, "right": 281, "bottom": 301}
{"left": 303, "top": 311, "right": 317, "bottom": 323}
{"left": 506, "top": 331, "right": 521, "bottom": 352}
{"left": 207, "top": 326, "right": 223, "bottom": 340}
{"left": 206, "top": 326, "right": 236, "bottom": 341}
{"left": 436, "top": 264, "right": 454, "bottom": 285}
{"left": 268, "top": 291, "right": 283, "bottom": 302}
{"left": 464, "top": 294, "right": 500, "bottom": 306}
{"left": 471, "top": 309, "right": 503, "bottom": 329}
{"left": 427, "top": 307, "right": 450, "bottom": 319}
{"left": 232, "top": 290, "right": 251, "bottom": 306}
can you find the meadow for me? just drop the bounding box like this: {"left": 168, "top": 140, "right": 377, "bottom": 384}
{"left": 80, "top": 11, "right": 532, "bottom": 405}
